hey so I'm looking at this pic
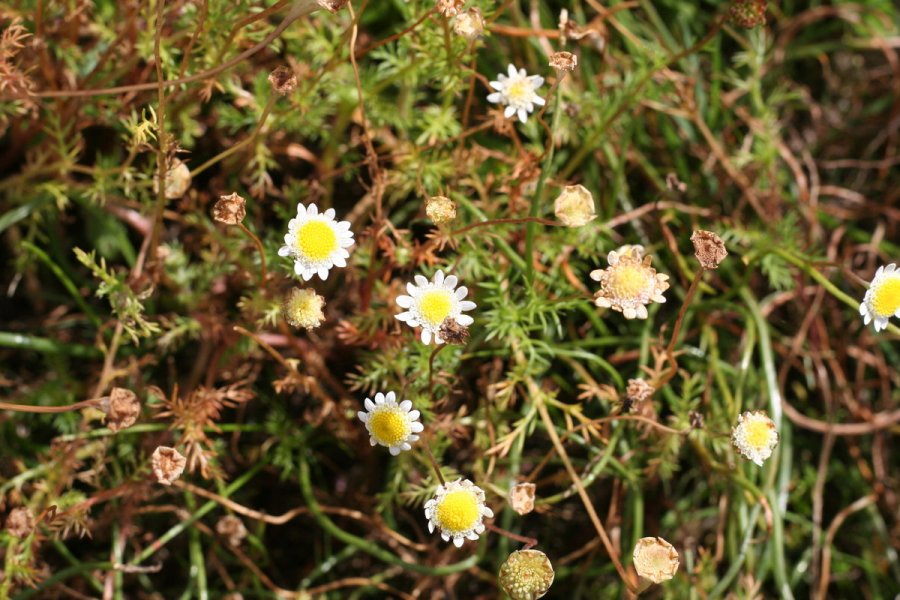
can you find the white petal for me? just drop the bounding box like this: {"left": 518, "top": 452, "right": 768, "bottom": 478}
{"left": 530, "top": 75, "right": 545, "bottom": 88}
{"left": 364, "top": 398, "right": 375, "bottom": 411}
{"left": 434, "top": 270, "right": 445, "bottom": 286}
{"left": 456, "top": 314, "right": 474, "bottom": 326}
{"left": 410, "top": 422, "right": 424, "bottom": 433}
{"left": 517, "top": 108, "right": 528, "bottom": 123}
{"left": 324, "top": 208, "right": 335, "bottom": 219}
{"left": 389, "top": 445, "right": 401, "bottom": 456}
{"left": 369, "top": 437, "right": 377, "bottom": 446}
{"left": 408, "top": 410, "right": 421, "bottom": 420}
{"left": 533, "top": 95, "right": 546, "bottom": 106}
{"left": 414, "top": 275, "right": 428, "bottom": 287}
{"left": 318, "top": 268, "right": 330, "bottom": 280}
{"left": 396, "top": 311, "right": 414, "bottom": 322}
{"left": 428, "top": 521, "right": 435, "bottom": 533}
{"left": 444, "top": 275, "right": 458, "bottom": 289}
{"left": 453, "top": 536, "right": 464, "bottom": 548}
{"left": 421, "top": 329, "right": 432, "bottom": 345}
{"left": 396, "top": 295, "right": 414, "bottom": 308}
{"left": 507, "top": 64, "right": 517, "bottom": 77}
{"left": 399, "top": 400, "right": 412, "bottom": 411}
{"left": 301, "top": 268, "right": 313, "bottom": 281}
{"left": 332, "top": 256, "right": 347, "bottom": 268}
{"left": 434, "top": 333, "right": 444, "bottom": 344}
{"left": 459, "top": 300, "right": 476, "bottom": 311}
{"left": 504, "top": 106, "right": 516, "bottom": 118}
{"left": 278, "top": 246, "right": 290, "bottom": 257}
{"left": 308, "top": 204, "right": 318, "bottom": 216}
{"left": 296, "top": 204, "right": 308, "bottom": 217}
{"left": 482, "top": 506, "right": 494, "bottom": 518}
{"left": 357, "top": 411, "right": 368, "bottom": 422}
{"left": 386, "top": 391, "right": 396, "bottom": 402}
{"left": 487, "top": 92, "right": 503, "bottom": 103}
{"left": 407, "top": 282, "right": 419, "bottom": 295}
{"left": 859, "top": 302, "right": 868, "bottom": 316}
{"left": 455, "top": 286, "right": 469, "bottom": 300}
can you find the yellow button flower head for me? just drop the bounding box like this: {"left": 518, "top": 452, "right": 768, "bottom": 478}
{"left": 283, "top": 288, "right": 325, "bottom": 330}
{"left": 859, "top": 263, "right": 900, "bottom": 332}
{"left": 357, "top": 392, "right": 424, "bottom": 456}
{"left": 590, "top": 247, "right": 670, "bottom": 319}
{"left": 487, "top": 64, "right": 545, "bottom": 124}
{"left": 424, "top": 478, "right": 494, "bottom": 547}
{"left": 633, "top": 537, "right": 679, "bottom": 584}
{"left": 732, "top": 410, "right": 778, "bottom": 467}
{"left": 395, "top": 270, "right": 476, "bottom": 345}
{"left": 278, "top": 203, "right": 354, "bottom": 281}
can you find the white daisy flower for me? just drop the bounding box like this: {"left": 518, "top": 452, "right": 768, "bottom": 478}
{"left": 859, "top": 263, "right": 900, "bottom": 332}
{"left": 278, "top": 203, "right": 354, "bottom": 281}
{"left": 487, "top": 64, "right": 546, "bottom": 123}
{"left": 731, "top": 411, "right": 779, "bottom": 467}
{"left": 590, "top": 247, "right": 670, "bottom": 320}
{"left": 357, "top": 391, "right": 424, "bottom": 456}
{"left": 395, "top": 270, "right": 475, "bottom": 345}
{"left": 424, "top": 478, "right": 494, "bottom": 548}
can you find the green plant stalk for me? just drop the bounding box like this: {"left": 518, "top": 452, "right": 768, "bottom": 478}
{"left": 539, "top": 425, "right": 624, "bottom": 506}
{"left": 298, "top": 456, "right": 478, "bottom": 576}
{"left": 185, "top": 492, "right": 209, "bottom": 600}
{"left": 21, "top": 242, "right": 100, "bottom": 328}
{"left": 525, "top": 82, "right": 563, "bottom": 289}
{"left": 708, "top": 503, "right": 764, "bottom": 599}
{"left": 0, "top": 332, "right": 101, "bottom": 357}
{"left": 13, "top": 563, "right": 115, "bottom": 600}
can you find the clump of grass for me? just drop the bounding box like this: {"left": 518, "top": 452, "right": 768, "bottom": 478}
{"left": 1, "top": 0, "right": 899, "bottom": 598}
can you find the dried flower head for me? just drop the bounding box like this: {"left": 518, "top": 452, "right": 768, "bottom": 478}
{"left": 212, "top": 192, "right": 247, "bottom": 225}
{"left": 549, "top": 51, "right": 578, "bottom": 72}
{"left": 633, "top": 537, "right": 679, "bottom": 584}
{"left": 153, "top": 157, "right": 192, "bottom": 199}
{"left": 424, "top": 478, "right": 494, "bottom": 547}
{"left": 5, "top": 507, "right": 34, "bottom": 538}
{"left": 101, "top": 388, "right": 141, "bottom": 432}
{"left": 317, "top": 0, "right": 348, "bottom": 12}
{"left": 732, "top": 411, "right": 779, "bottom": 466}
{"left": 689, "top": 410, "right": 705, "bottom": 429}
{"left": 508, "top": 482, "right": 537, "bottom": 515}
{"left": 357, "top": 392, "right": 424, "bottom": 455}
{"left": 691, "top": 230, "right": 727, "bottom": 270}
{"left": 396, "top": 270, "right": 476, "bottom": 345}
{"left": 859, "top": 263, "right": 900, "bottom": 332}
{"left": 453, "top": 8, "right": 484, "bottom": 39}
{"left": 425, "top": 195, "right": 457, "bottom": 225}
{"left": 728, "top": 0, "right": 767, "bottom": 28}
{"left": 626, "top": 378, "right": 655, "bottom": 406}
{"left": 216, "top": 515, "right": 248, "bottom": 547}
{"left": 553, "top": 184, "right": 595, "bottom": 227}
{"left": 439, "top": 318, "right": 470, "bottom": 345}
{"left": 437, "top": 0, "right": 465, "bottom": 17}
{"left": 499, "top": 549, "right": 555, "bottom": 600}
{"left": 590, "top": 248, "right": 670, "bottom": 319}
{"left": 283, "top": 288, "right": 326, "bottom": 330}
{"left": 268, "top": 65, "right": 298, "bottom": 96}
{"left": 152, "top": 446, "right": 187, "bottom": 485}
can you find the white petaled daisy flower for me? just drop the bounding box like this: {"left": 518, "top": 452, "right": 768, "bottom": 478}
{"left": 859, "top": 263, "right": 900, "bottom": 332}
{"left": 395, "top": 270, "right": 475, "bottom": 345}
{"left": 424, "top": 479, "right": 494, "bottom": 548}
{"left": 487, "top": 64, "right": 545, "bottom": 124}
{"left": 278, "top": 203, "right": 354, "bottom": 281}
{"left": 590, "top": 247, "right": 670, "bottom": 320}
{"left": 357, "top": 392, "right": 424, "bottom": 456}
{"left": 732, "top": 411, "right": 779, "bottom": 467}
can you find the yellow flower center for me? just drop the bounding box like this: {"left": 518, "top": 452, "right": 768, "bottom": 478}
{"left": 435, "top": 490, "right": 480, "bottom": 533}
{"left": 296, "top": 221, "right": 338, "bottom": 261}
{"left": 418, "top": 290, "right": 453, "bottom": 326}
{"left": 871, "top": 277, "right": 900, "bottom": 318}
{"left": 607, "top": 265, "right": 650, "bottom": 299}
{"left": 506, "top": 80, "right": 529, "bottom": 103}
{"left": 744, "top": 419, "right": 773, "bottom": 450}
{"left": 369, "top": 409, "right": 409, "bottom": 445}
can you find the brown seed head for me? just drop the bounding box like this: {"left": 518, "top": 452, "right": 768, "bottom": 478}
{"left": 317, "top": 0, "right": 349, "bottom": 13}
{"left": 728, "top": 0, "right": 767, "bottom": 28}
{"left": 549, "top": 51, "right": 578, "bottom": 73}
{"left": 499, "top": 549, "right": 555, "bottom": 600}
{"left": 213, "top": 192, "right": 247, "bottom": 225}
{"left": 268, "top": 66, "right": 298, "bottom": 96}
{"left": 216, "top": 515, "right": 248, "bottom": 547}
{"left": 633, "top": 537, "right": 679, "bottom": 584}
{"left": 436, "top": 0, "right": 465, "bottom": 17}
{"left": 5, "top": 507, "right": 35, "bottom": 538}
{"left": 152, "top": 446, "right": 187, "bottom": 485}
{"left": 625, "top": 378, "right": 655, "bottom": 406}
{"left": 690, "top": 230, "right": 728, "bottom": 270}
{"left": 689, "top": 410, "right": 705, "bottom": 430}
{"left": 101, "top": 388, "right": 141, "bottom": 432}
{"left": 439, "top": 318, "right": 470, "bottom": 345}
{"left": 508, "top": 482, "right": 537, "bottom": 515}
{"left": 425, "top": 195, "right": 457, "bottom": 225}
{"left": 453, "top": 8, "right": 484, "bottom": 39}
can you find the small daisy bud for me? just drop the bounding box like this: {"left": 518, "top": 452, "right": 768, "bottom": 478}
{"left": 439, "top": 318, "right": 470, "bottom": 345}
{"left": 216, "top": 515, "right": 248, "bottom": 547}
{"left": 727, "top": 0, "right": 766, "bottom": 28}
{"left": 508, "top": 482, "right": 537, "bottom": 515}
{"left": 425, "top": 195, "right": 457, "bottom": 225}
{"left": 100, "top": 387, "right": 141, "bottom": 432}
{"left": 690, "top": 230, "right": 728, "bottom": 270}
{"left": 633, "top": 537, "right": 679, "bottom": 585}
{"left": 213, "top": 192, "right": 247, "bottom": 225}
{"left": 283, "top": 288, "right": 326, "bottom": 330}
{"left": 732, "top": 410, "right": 778, "bottom": 466}
{"left": 549, "top": 51, "right": 577, "bottom": 73}
{"left": 152, "top": 446, "right": 187, "bottom": 485}
{"left": 153, "top": 158, "right": 192, "bottom": 200}
{"left": 5, "top": 507, "right": 35, "bottom": 538}
{"left": 436, "top": 0, "right": 464, "bottom": 17}
{"left": 626, "top": 378, "right": 655, "bottom": 406}
{"left": 268, "top": 66, "right": 298, "bottom": 96}
{"left": 499, "top": 549, "right": 555, "bottom": 600}
{"left": 453, "top": 8, "right": 484, "bottom": 39}
{"left": 553, "top": 185, "right": 595, "bottom": 227}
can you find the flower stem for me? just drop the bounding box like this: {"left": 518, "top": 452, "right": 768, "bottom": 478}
{"left": 0, "top": 398, "right": 101, "bottom": 414}
{"left": 484, "top": 522, "right": 538, "bottom": 550}
{"left": 238, "top": 222, "right": 268, "bottom": 287}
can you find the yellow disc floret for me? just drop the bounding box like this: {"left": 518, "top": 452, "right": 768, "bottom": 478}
{"left": 607, "top": 264, "right": 650, "bottom": 299}
{"left": 369, "top": 410, "right": 409, "bottom": 446}
{"left": 435, "top": 490, "right": 480, "bottom": 533}
{"left": 296, "top": 221, "right": 338, "bottom": 261}
{"left": 418, "top": 290, "right": 453, "bottom": 326}
{"left": 871, "top": 277, "right": 900, "bottom": 318}
{"left": 744, "top": 419, "right": 774, "bottom": 451}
